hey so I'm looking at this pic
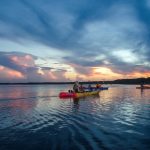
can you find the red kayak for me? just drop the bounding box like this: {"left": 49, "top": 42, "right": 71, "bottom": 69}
{"left": 59, "top": 92, "right": 76, "bottom": 98}
{"left": 59, "top": 90, "right": 100, "bottom": 98}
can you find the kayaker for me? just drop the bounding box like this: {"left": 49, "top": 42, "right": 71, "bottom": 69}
{"left": 140, "top": 83, "right": 144, "bottom": 89}
{"left": 140, "top": 79, "right": 144, "bottom": 89}
{"left": 96, "top": 83, "right": 101, "bottom": 88}
{"left": 88, "top": 84, "right": 92, "bottom": 91}
{"left": 73, "top": 81, "right": 80, "bottom": 92}
{"left": 79, "top": 84, "right": 84, "bottom": 92}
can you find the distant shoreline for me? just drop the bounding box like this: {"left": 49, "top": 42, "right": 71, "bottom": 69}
{"left": 0, "top": 77, "right": 149, "bottom": 85}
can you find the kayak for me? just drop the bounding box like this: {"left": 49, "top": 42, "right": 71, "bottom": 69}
{"left": 59, "top": 90, "right": 99, "bottom": 98}
{"left": 136, "top": 86, "right": 150, "bottom": 89}
{"left": 84, "top": 87, "right": 109, "bottom": 91}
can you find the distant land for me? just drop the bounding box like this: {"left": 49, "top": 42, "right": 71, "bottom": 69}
{"left": 0, "top": 77, "right": 150, "bottom": 85}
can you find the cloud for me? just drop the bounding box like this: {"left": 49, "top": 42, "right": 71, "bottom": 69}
{"left": 0, "top": 51, "right": 70, "bottom": 82}
{"left": 0, "top": 0, "right": 148, "bottom": 50}
{"left": 0, "top": 51, "right": 29, "bottom": 73}
{"left": 0, "top": 66, "right": 24, "bottom": 82}
{"left": 0, "top": 0, "right": 150, "bottom": 82}
{"left": 62, "top": 2, "right": 150, "bottom": 74}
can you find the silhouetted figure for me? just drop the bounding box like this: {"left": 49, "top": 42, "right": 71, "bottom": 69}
{"left": 79, "top": 84, "right": 84, "bottom": 92}
{"left": 73, "top": 81, "right": 80, "bottom": 92}
{"left": 140, "top": 79, "right": 144, "bottom": 89}
{"left": 96, "top": 83, "right": 101, "bottom": 88}
{"left": 88, "top": 84, "right": 92, "bottom": 91}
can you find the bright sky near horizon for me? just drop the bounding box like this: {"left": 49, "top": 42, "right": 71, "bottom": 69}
{"left": 0, "top": 0, "right": 150, "bottom": 82}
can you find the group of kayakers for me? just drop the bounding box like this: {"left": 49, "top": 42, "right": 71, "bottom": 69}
{"left": 72, "top": 80, "right": 147, "bottom": 93}
{"left": 72, "top": 81, "right": 102, "bottom": 93}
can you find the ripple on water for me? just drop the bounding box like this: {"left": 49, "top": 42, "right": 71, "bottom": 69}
{"left": 0, "top": 85, "right": 150, "bottom": 150}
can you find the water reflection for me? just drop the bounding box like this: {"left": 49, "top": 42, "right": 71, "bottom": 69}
{"left": 0, "top": 85, "right": 150, "bottom": 150}
{"left": 0, "top": 85, "right": 38, "bottom": 110}
{"left": 73, "top": 98, "right": 80, "bottom": 111}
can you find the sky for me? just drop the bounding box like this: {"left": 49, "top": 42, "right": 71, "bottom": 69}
{"left": 0, "top": 0, "right": 150, "bottom": 83}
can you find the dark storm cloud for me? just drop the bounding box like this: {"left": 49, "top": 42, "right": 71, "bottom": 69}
{"left": 63, "top": 56, "right": 104, "bottom": 67}
{"left": 0, "top": 0, "right": 148, "bottom": 49}
{"left": 105, "top": 54, "right": 150, "bottom": 74}
{"left": 0, "top": 0, "right": 150, "bottom": 75}
{"left": 39, "top": 66, "right": 66, "bottom": 71}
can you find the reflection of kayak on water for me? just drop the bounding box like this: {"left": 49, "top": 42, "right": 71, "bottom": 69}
{"left": 136, "top": 86, "right": 150, "bottom": 89}
{"left": 59, "top": 90, "right": 100, "bottom": 98}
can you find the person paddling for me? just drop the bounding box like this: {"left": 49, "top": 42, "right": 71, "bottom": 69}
{"left": 73, "top": 81, "right": 80, "bottom": 92}
{"left": 96, "top": 83, "right": 101, "bottom": 88}
{"left": 140, "top": 79, "right": 144, "bottom": 89}
{"left": 73, "top": 81, "right": 84, "bottom": 92}
{"left": 140, "top": 82, "right": 144, "bottom": 89}
{"left": 88, "top": 84, "right": 93, "bottom": 91}
{"left": 79, "top": 84, "right": 84, "bottom": 92}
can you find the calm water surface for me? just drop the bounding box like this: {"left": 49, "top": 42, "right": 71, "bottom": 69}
{"left": 0, "top": 84, "right": 150, "bottom": 150}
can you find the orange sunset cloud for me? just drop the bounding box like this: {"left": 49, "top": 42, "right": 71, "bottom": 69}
{"left": 0, "top": 65, "right": 24, "bottom": 79}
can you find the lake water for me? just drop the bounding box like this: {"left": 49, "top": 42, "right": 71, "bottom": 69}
{"left": 0, "top": 84, "right": 150, "bottom": 150}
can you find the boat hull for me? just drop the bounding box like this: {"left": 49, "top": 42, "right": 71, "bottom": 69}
{"left": 84, "top": 87, "right": 108, "bottom": 91}
{"left": 136, "top": 86, "right": 150, "bottom": 89}
{"left": 59, "top": 91, "right": 99, "bottom": 98}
